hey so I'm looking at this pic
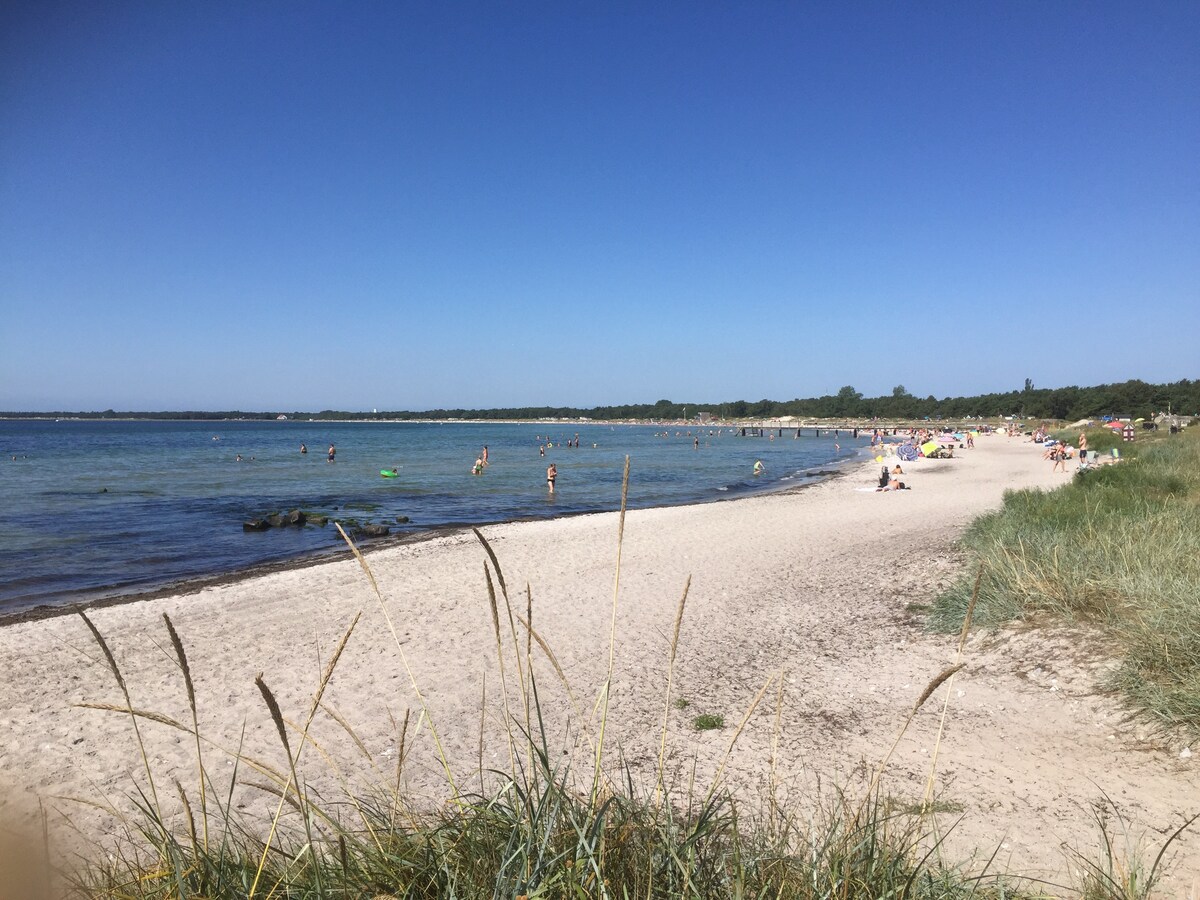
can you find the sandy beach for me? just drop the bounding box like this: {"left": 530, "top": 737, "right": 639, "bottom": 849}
{"left": 1, "top": 436, "right": 1195, "bottom": 891}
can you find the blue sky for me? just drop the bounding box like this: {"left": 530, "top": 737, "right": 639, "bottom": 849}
{"left": 2, "top": 2, "right": 1196, "bottom": 411}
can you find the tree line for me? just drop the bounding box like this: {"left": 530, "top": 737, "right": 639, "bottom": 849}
{"left": 5, "top": 378, "right": 1197, "bottom": 422}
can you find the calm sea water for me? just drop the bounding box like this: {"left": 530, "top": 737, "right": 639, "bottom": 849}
{"left": 0, "top": 420, "right": 870, "bottom": 614}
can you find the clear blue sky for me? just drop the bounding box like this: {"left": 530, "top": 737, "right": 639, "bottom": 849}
{"left": 2, "top": 2, "right": 1197, "bottom": 411}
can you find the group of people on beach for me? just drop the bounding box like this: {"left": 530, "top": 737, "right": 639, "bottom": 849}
{"left": 1036, "top": 428, "right": 1120, "bottom": 472}
{"left": 876, "top": 464, "right": 909, "bottom": 491}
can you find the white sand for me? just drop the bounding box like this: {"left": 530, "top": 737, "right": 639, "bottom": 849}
{"left": 1, "top": 436, "right": 1196, "bottom": 891}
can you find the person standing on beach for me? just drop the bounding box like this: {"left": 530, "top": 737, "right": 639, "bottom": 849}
{"left": 327, "top": 444, "right": 335, "bottom": 462}
{"left": 546, "top": 463, "right": 557, "bottom": 493}
{"left": 1051, "top": 442, "right": 1068, "bottom": 473}
{"left": 1078, "top": 432, "right": 1088, "bottom": 468}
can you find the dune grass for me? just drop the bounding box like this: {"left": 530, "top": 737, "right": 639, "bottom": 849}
{"left": 12, "top": 457, "right": 1196, "bottom": 898}
{"left": 929, "top": 428, "right": 1200, "bottom": 734}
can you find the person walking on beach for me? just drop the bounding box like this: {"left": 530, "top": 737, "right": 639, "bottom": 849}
{"left": 327, "top": 444, "right": 336, "bottom": 462}
{"left": 1051, "top": 442, "right": 1068, "bottom": 474}
{"left": 546, "top": 463, "right": 557, "bottom": 493}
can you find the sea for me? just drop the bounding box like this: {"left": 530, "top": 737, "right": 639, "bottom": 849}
{"left": 0, "top": 419, "right": 871, "bottom": 617}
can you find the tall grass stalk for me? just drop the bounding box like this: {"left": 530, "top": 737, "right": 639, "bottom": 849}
{"left": 923, "top": 565, "right": 982, "bottom": 811}
{"left": 334, "top": 521, "right": 460, "bottom": 795}
{"left": 655, "top": 575, "right": 690, "bottom": 807}
{"left": 162, "top": 613, "right": 208, "bottom": 859}
{"left": 592, "top": 455, "right": 631, "bottom": 812}
{"left": 76, "top": 610, "right": 164, "bottom": 844}
{"left": 247, "top": 612, "right": 358, "bottom": 899}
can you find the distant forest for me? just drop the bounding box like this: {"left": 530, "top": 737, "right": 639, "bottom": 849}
{"left": 6, "top": 378, "right": 1197, "bottom": 423}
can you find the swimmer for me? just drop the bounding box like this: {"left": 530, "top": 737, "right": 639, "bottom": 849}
{"left": 753, "top": 460, "right": 765, "bottom": 475}
{"left": 546, "top": 462, "right": 557, "bottom": 493}
{"left": 472, "top": 457, "right": 484, "bottom": 475}
{"left": 300, "top": 443, "right": 307, "bottom": 454}
{"left": 327, "top": 444, "right": 336, "bottom": 462}
{"left": 481, "top": 446, "right": 489, "bottom": 466}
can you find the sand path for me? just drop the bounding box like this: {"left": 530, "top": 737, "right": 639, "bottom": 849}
{"left": 1, "top": 436, "right": 1195, "bottom": 893}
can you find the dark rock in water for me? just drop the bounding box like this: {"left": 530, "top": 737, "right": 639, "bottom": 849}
{"left": 243, "top": 518, "right": 270, "bottom": 532}
{"left": 267, "top": 514, "right": 286, "bottom": 528}
{"left": 359, "top": 524, "right": 390, "bottom": 538}
{"left": 395, "top": 515, "right": 410, "bottom": 524}
{"left": 307, "top": 514, "right": 328, "bottom": 527}
{"left": 287, "top": 509, "right": 306, "bottom": 526}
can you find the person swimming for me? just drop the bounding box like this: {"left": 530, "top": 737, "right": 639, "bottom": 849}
{"left": 753, "top": 460, "right": 765, "bottom": 475}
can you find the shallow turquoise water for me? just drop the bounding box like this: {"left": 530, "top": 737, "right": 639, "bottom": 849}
{"left": 0, "top": 419, "right": 869, "bottom": 613}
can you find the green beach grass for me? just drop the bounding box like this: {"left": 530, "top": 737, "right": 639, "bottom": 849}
{"left": 9, "top": 457, "right": 1196, "bottom": 898}
{"left": 930, "top": 426, "right": 1200, "bottom": 735}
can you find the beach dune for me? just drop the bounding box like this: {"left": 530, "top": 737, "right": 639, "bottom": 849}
{"left": 0, "top": 436, "right": 1195, "bottom": 889}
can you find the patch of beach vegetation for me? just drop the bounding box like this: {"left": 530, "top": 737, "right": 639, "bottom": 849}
{"left": 931, "top": 427, "right": 1200, "bottom": 735}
